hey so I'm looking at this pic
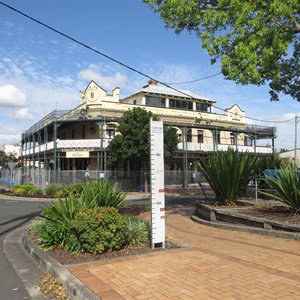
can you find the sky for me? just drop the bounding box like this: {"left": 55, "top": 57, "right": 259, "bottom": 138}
{"left": 0, "top": 0, "right": 298, "bottom": 151}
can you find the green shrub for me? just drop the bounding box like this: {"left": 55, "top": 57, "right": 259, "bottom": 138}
{"left": 39, "top": 195, "right": 85, "bottom": 249}
{"left": 54, "top": 189, "right": 66, "bottom": 199}
{"left": 198, "top": 149, "right": 261, "bottom": 204}
{"left": 68, "top": 207, "right": 127, "bottom": 254}
{"left": 30, "top": 218, "right": 69, "bottom": 250}
{"left": 82, "top": 179, "right": 126, "bottom": 208}
{"left": 264, "top": 164, "right": 300, "bottom": 213}
{"left": 13, "top": 183, "right": 42, "bottom": 195}
{"left": 64, "top": 183, "right": 85, "bottom": 198}
{"left": 13, "top": 186, "right": 26, "bottom": 195}
{"left": 124, "top": 216, "right": 150, "bottom": 247}
{"left": 45, "top": 184, "right": 64, "bottom": 198}
{"left": 30, "top": 219, "right": 45, "bottom": 237}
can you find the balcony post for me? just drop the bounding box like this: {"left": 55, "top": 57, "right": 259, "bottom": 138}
{"left": 53, "top": 120, "right": 57, "bottom": 183}
{"left": 181, "top": 126, "right": 188, "bottom": 189}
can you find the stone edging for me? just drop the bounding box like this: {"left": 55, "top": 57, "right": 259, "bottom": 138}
{"left": 21, "top": 228, "right": 100, "bottom": 300}
{"left": 193, "top": 201, "right": 300, "bottom": 241}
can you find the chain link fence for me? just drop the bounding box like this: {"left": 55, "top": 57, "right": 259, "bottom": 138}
{"left": 0, "top": 168, "right": 278, "bottom": 200}
{"left": 0, "top": 168, "right": 207, "bottom": 192}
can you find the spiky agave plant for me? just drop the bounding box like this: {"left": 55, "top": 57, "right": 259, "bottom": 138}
{"left": 263, "top": 164, "right": 300, "bottom": 213}
{"left": 81, "top": 178, "right": 126, "bottom": 208}
{"left": 38, "top": 194, "right": 85, "bottom": 249}
{"left": 198, "top": 149, "right": 260, "bottom": 204}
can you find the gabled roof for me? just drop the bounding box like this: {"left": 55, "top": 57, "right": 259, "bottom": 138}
{"left": 226, "top": 104, "right": 245, "bottom": 112}
{"left": 126, "top": 82, "right": 215, "bottom": 104}
{"left": 84, "top": 80, "right": 107, "bottom": 94}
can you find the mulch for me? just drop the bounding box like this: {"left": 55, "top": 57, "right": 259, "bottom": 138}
{"left": 236, "top": 205, "right": 300, "bottom": 225}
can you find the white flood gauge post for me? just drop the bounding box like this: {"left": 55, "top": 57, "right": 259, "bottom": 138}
{"left": 150, "top": 118, "right": 165, "bottom": 249}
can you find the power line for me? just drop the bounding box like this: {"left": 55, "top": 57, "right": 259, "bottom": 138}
{"left": 0, "top": 2, "right": 201, "bottom": 104}
{"left": 165, "top": 72, "right": 222, "bottom": 85}
{"left": 0, "top": 1, "right": 291, "bottom": 125}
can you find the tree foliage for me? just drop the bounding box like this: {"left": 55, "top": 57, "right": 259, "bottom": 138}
{"left": 0, "top": 150, "right": 19, "bottom": 169}
{"left": 107, "top": 107, "right": 178, "bottom": 169}
{"left": 144, "top": 0, "right": 300, "bottom": 101}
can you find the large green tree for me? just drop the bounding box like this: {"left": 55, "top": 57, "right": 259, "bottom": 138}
{"left": 144, "top": 0, "right": 300, "bottom": 101}
{"left": 0, "top": 150, "right": 19, "bottom": 169}
{"left": 107, "top": 107, "right": 178, "bottom": 191}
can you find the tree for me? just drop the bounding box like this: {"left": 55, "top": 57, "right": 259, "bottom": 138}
{"left": 144, "top": 0, "right": 300, "bottom": 101}
{"left": 107, "top": 107, "right": 178, "bottom": 191}
{"left": 0, "top": 150, "right": 19, "bottom": 169}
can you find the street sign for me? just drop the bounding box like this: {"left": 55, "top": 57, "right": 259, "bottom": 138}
{"left": 7, "top": 162, "right": 17, "bottom": 170}
{"left": 150, "top": 118, "right": 165, "bottom": 249}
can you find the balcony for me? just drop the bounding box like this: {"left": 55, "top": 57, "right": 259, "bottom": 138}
{"left": 22, "top": 139, "right": 273, "bottom": 156}
{"left": 178, "top": 142, "right": 272, "bottom": 154}
{"left": 22, "top": 139, "right": 109, "bottom": 156}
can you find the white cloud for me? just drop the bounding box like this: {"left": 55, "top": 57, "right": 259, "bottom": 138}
{"left": 78, "top": 67, "right": 127, "bottom": 91}
{"left": 3, "top": 20, "right": 14, "bottom": 29}
{"left": 12, "top": 108, "right": 34, "bottom": 120}
{"left": 0, "top": 84, "right": 27, "bottom": 107}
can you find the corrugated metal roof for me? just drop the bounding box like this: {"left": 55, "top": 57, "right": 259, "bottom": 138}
{"left": 128, "top": 84, "right": 215, "bottom": 103}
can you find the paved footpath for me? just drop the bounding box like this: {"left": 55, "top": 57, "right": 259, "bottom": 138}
{"left": 68, "top": 205, "right": 300, "bottom": 300}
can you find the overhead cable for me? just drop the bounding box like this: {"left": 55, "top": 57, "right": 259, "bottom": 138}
{"left": 0, "top": 1, "right": 291, "bottom": 125}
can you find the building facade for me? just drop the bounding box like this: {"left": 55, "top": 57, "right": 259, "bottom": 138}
{"left": 20, "top": 80, "right": 276, "bottom": 176}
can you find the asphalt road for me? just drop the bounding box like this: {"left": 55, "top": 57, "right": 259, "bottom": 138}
{"left": 0, "top": 198, "right": 45, "bottom": 300}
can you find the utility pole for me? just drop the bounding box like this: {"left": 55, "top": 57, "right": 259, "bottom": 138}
{"left": 295, "top": 116, "right": 299, "bottom": 167}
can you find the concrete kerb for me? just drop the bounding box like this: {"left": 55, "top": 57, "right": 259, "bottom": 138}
{"left": 191, "top": 215, "right": 300, "bottom": 241}
{"left": 21, "top": 227, "right": 100, "bottom": 300}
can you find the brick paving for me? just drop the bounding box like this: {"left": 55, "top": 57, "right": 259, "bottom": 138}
{"left": 68, "top": 205, "right": 300, "bottom": 299}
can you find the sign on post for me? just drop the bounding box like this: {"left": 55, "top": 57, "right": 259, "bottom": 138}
{"left": 150, "top": 118, "right": 165, "bottom": 249}
{"left": 8, "top": 162, "right": 17, "bottom": 170}
{"left": 7, "top": 161, "right": 17, "bottom": 190}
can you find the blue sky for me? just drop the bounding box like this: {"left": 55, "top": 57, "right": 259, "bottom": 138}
{"left": 0, "top": 0, "right": 298, "bottom": 150}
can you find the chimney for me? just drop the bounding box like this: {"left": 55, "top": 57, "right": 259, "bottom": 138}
{"left": 148, "top": 79, "right": 158, "bottom": 85}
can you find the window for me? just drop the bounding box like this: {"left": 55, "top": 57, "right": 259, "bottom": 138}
{"left": 230, "top": 132, "right": 236, "bottom": 145}
{"left": 244, "top": 136, "right": 252, "bottom": 146}
{"left": 213, "top": 131, "right": 221, "bottom": 144}
{"left": 82, "top": 125, "right": 85, "bottom": 139}
{"left": 187, "top": 128, "right": 192, "bottom": 142}
{"left": 198, "top": 130, "right": 203, "bottom": 143}
{"left": 169, "top": 99, "right": 193, "bottom": 111}
{"left": 217, "top": 132, "right": 221, "bottom": 144}
{"left": 196, "top": 103, "right": 209, "bottom": 112}
{"left": 108, "top": 129, "right": 115, "bottom": 139}
{"left": 146, "top": 96, "right": 165, "bottom": 107}
{"left": 133, "top": 100, "right": 137, "bottom": 105}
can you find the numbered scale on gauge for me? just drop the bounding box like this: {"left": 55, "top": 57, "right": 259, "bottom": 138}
{"left": 150, "top": 118, "right": 165, "bottom": 249}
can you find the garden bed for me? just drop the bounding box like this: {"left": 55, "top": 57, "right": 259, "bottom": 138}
{"left": 195, "top": 200, "right": 300, "bottom": 234}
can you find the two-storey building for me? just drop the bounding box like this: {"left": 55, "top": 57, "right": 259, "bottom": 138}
{"left": 20, "top": 80, "right": 276, "bottom": 183}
